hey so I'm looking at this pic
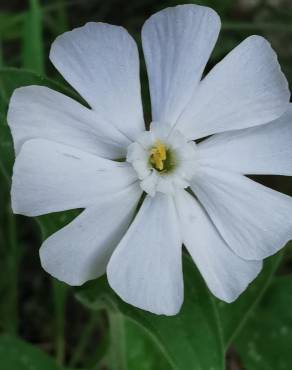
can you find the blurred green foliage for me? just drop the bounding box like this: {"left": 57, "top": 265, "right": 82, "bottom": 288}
{"left": 236, "top": 275, "right": 292, "bottom": 370}
{"left": 1, "top": 1, "right": 292, "bottom": 370}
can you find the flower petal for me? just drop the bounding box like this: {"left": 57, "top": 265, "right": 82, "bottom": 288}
{"left": 50, "top": 22, "right": 144, "bottom": 140}
{"left": 197, "top": 104, "right": 292, "bottom": 175}
{"left": 40, "top": 184, "right": 142, "bottom": 286}
{"left": 142, "top": 4, "right": 220, "bottom": 124}
{"left": 175, "top": 190, "right": 262, "bottom": 302}
{"left": 12, "top": 139, "right": 137, "bottom": 216}
{"left": 178, "top": 36, "right": 290, "bottom": 139}
{"left": 191, "top": 167, "right": 292, "bottom": 260}
{"left": 107, "top": 193, "right": 183, "bottom": 315}
{"left": 8, "top": 86, "right": 131, "bottom": 158}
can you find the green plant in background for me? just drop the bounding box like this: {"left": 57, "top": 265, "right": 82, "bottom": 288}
{"left": 1, "top": 1, "right": 292, "bottom": 370}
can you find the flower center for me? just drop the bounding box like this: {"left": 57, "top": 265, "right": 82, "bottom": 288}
{"left": 149, "top": 140, "right": 166, "bottom": 170}
{"left": 149, "top": 140, "right": 176, "bottom": 173}
{"left": 126, "top": 123, "right": 198, "bottom": 196}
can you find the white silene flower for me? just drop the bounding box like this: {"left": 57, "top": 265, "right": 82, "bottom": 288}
{"left": 8, "top": 4, "right": 292, "bottom": 315}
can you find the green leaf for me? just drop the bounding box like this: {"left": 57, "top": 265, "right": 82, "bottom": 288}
{"left": 217, "top": 251, "right": 283, "bottom": 347}
{"left": 76, "top": 256, "right": 225, "bottom": 370}
{"left": 107, "top": 313, "right": 170, "bottom": 370}
{"left": 22, "top": 0, "right": 44, "bottom": 74}
{"left": 235, "top": 275, "right": 292, "bottom": 370}
{"left": 0, "top": 334, "right": 63, "bottom": 370}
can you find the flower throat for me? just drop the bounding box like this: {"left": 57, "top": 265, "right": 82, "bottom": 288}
{"left": 149, "top": 140, "right": 176, "bottom": 173}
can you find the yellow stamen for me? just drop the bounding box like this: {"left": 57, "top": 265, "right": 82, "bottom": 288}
{"left": 150, "top": 140, "right": 167, "bottom": 171}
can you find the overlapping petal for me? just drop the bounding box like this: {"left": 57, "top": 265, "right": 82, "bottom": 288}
{"left": 142, "top": 4, "right": 220, "bottom": 124}
{"left": 40, "top": 184, "right": 142, "bottom": 285}
{"left": 8, "top": 86, "right": 130, "bottom": 159}
{"left": 197, "top": 104, "right": 292, "bottom": 175}
{"left": 175, "top": 190, "right": 262, "bottom": 302}
{"left": 191, "top": 167, "right": 292, "bottom": 260}
{"left": 50, "top": 22, "right": 144, "bottom": 140}
{"left": 178, "top": 36, "right": 290, "bottom": 139}
{"left": 12, "top": 139, "right": 137, "bottom": 216}
{"left": 107, "top": 193, "right": 183, "bottom": 315}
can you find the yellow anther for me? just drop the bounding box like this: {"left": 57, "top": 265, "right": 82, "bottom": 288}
{"left": 150, "top": 140, "right": 167, "bottom": 171}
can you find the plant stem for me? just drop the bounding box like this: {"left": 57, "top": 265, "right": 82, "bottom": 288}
{"left": 107, "top": 312, "right": 126, "bottom": 370}
{"left": 69, "top": 313, "right": 98, "bottom": 367}
{"left": 52, "top": 280, "right": 68, "bottom": 365}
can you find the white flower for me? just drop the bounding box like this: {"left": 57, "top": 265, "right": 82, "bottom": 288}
{"left": 8, "top": 4, "right": 292, "bottom": 316}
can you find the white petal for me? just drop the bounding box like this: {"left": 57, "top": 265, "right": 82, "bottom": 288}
{"left": 140, "top": 171, "right": 159, "bottom": 197}
{"left": 191, "top": 167, "right": 292, "bottom": 260}
{"left": 8, "top": 86, "right": 131, "bottom": 158}
{"left": 12, "top": 139, "right": 137, "bottom": 216}
{"left": 107, "top": 193, "right": 183, "bottom": 315}
{"left": 50, "top": 22, "right": 144, "bottom": 140}
{"left": 142, "top": 4, "right": 220, "bottom": 124}
{"left": 131, "top": 160, "right": 150, "bottom": 180}
{"left": 179, "top": 36, "right": 290, "bottom": 139}
{"left": 126, "top": 142, "right": 147, "bottom": 162}
{"left": 7, "top": 86, "right": 130, "bottom": 158}
{"left": 198, "top": 104, "right": 292, "bottom": 175}
{"left": 175, "top": 190, "right": 262, "bottom": 302}
{"left": 40, "top": 184, "right": 142, "bottom": 285}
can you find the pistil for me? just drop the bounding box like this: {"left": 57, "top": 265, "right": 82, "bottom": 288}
{"left": 150, "top": 140, "right": 167, "bottom": 171}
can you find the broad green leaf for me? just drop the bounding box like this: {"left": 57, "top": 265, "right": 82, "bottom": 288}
{"left": 235, "top": 275, "right": 292, "bottom": 370}
{"left": 22, "top": 0, "right": 44, "bottom": 74}
{"left": 105, "top": 313, "right": 170, "bottom": 370}
{"left": 76, "top": 256, "right": 225, "bottom": 370}
{"left": 0, "top": 334, "right": 63, "bottom": 370}
{"left": 217, "top": 251, "right": 283, "bottom": 347}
